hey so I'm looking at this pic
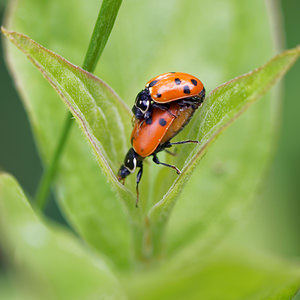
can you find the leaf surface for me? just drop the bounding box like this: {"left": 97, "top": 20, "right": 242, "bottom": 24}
{"left": 149, "top": 47, "right": 300, "bottom": 227}
{"left": 0, "top": 173, "right": 124, "bottom": 300}
{"left": 4, "top": 0, "right": 295, "bottom": 265}
{"left": 126, "top": 248, "right": 300, "bottom": 300}
{"left": 2, "top": 22, "right": 138, "bottom": 268}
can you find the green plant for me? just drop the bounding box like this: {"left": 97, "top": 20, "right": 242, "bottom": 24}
{"left": 0, "top": 0, "right": 299, "bottom": 299}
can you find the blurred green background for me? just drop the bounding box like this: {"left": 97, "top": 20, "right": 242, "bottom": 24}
{"left": 0, "top": 0, "right": 299, "bottom": 269}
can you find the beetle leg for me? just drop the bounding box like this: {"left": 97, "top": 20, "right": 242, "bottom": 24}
{"left": 169, "top": 139, "right": 199, "bottom": 145}
{"left": 136, "top": 165, "right": 143, "bottom": 208}
{"left": 152, "top": 154, "right": 181, "bottom": 175}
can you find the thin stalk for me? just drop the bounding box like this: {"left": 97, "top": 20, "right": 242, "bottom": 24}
{"left": 83, "top": 0, "right": 122, "bottom": 72}
{"left": 35, "top": 0, "right": 123, "bottom": 211}
{"left": 35, "top": 113, "right": 73, "bottom": 210}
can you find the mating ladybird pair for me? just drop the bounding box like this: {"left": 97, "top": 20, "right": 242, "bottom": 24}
{"left": 117, "top": 72, "right": 205, "bottom": 206}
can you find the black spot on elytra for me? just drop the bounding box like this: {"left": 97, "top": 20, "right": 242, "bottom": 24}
{"left": 170, "top": 71, "right": 176, "bottom": 74}
{"left": 183, "top": 85, "right": 191, "bottom": 94}
{"left": 191, "top": 79, "right": 198, "bottom": 86}
{"left": 156, "top": 93, "right": 162, "bottom": 98}
{"left": 146, "top": 117, "right": 152, "bottom": 125}
{"left": 149, "top": 80, "right": 159, "bottom": 87}
{"left": 175, "top": 78, "right": 181, "bottom": 85}
{"left": 159, "top": 118, "right": 167, "bottom": 126}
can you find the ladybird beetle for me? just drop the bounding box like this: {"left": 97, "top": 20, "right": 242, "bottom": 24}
{"left": 118, "top": 101, "right": 202, "bottom": 207}
{"left": 132, "top": 72, "right": 205, "bottom": 120}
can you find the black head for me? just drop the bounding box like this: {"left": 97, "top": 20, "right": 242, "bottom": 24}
{"left": 117, "top": 148, "right": 138, "bottom": 181}
{"left": 132, "top": 89, "right": 151, "bottom": 120}
{"left": 117, "top": 165, "right": 131, "bottom": 181}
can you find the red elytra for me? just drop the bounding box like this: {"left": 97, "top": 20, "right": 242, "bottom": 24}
{"left": 131, "top": 102, "right": 197, "bottom": 157}
{"left": 146, "top": 72, "right": 204, "bottom": 103}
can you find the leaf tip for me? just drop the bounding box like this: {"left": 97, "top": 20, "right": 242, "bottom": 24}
{"left": 1, "top": 26, "right": 8, "bottom": 35}
{"left": 1, "top": 27, "right": 14, "bottom": 40}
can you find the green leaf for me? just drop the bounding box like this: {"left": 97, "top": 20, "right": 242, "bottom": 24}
{"left": 2, "top": 28, "right": 133, "bottom": 199}
{"left": 0, "top": 173, "right": 124, "bottom": 300}
{"left": 2, "top": 25, "right": 143, "bottom": 267}
{"left": 94, "top": 0, "right": 290, "bottom": 259}
{"left": 149, "top": 47, "right": 300, "bottom": 246}
{"left": 4, "top": 0, "right": 293, "bottom": 266}
{"left": 2, "top": 28, "right": 149, "bottom": 225}
{"left": 3, "top": 0, "right": 137, "bottom": 270}
{"left": 0, "top": 275, "right": 32, "bottom": 300}
{"left": 125, "top": 248, "right": 300, "bottom": 300}
{"left": 34, "top": 0, "right": 123, "bottom": 211}
{"left": 264, "top": 284, "right": 300, "bottom": 300}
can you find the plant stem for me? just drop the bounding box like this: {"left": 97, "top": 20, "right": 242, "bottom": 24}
{"left": 83, "top": 0, "right": 123, "bottom": 72}
{"left": 35, "top": 112, "right": 73, "bottom": 210}
{"left": 35, "top": 0, "right": 123, "bottom": 211}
